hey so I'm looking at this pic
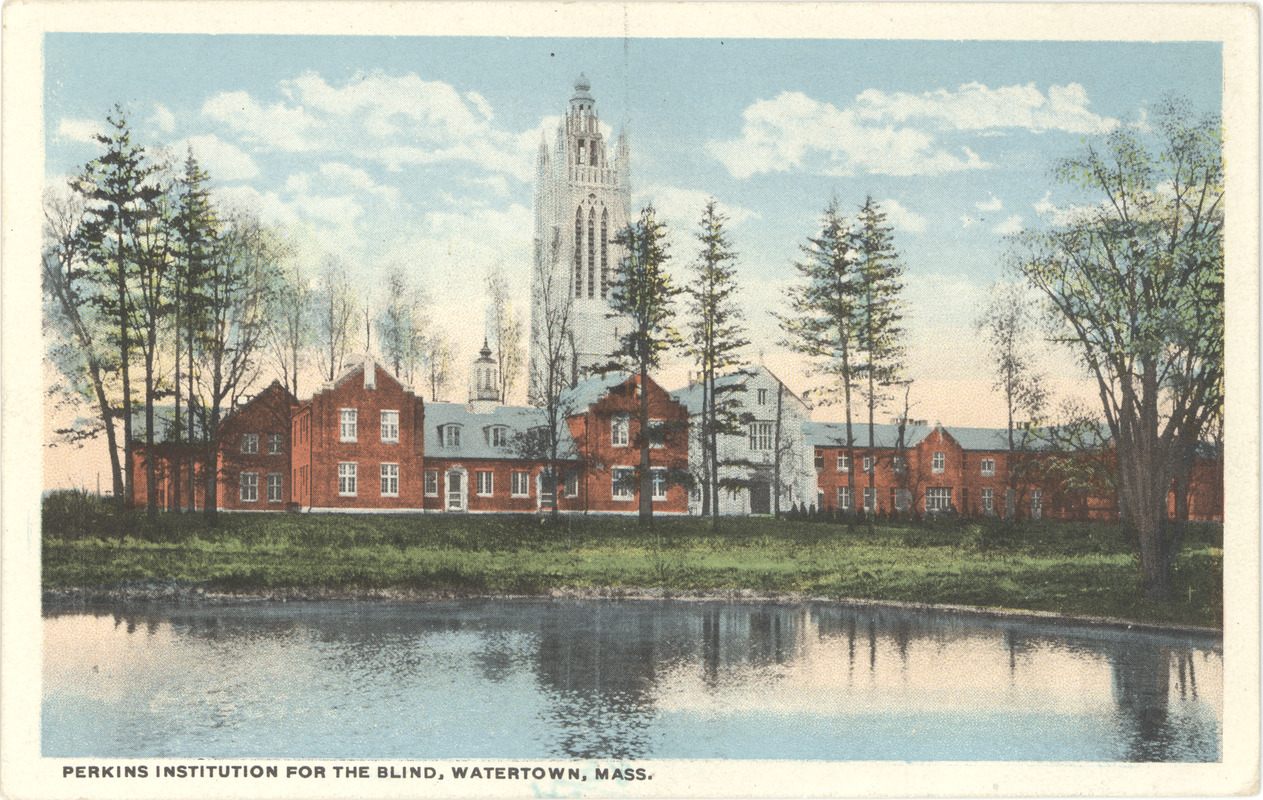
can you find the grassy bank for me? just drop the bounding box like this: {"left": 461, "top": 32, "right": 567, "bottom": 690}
{"left": 41, "top": 491, "right": 1223, "bottom": 628}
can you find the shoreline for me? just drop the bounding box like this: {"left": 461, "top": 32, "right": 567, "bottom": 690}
{"left": 41, "top": 579, "right": 1223, "bottom": 639}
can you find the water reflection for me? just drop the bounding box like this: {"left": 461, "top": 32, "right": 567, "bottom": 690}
{"left": 43, "top": 600, "right": 1221, "bottom": 761}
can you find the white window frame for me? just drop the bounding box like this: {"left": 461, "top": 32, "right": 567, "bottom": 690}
{"left": 612, "top": 467, "right": 634, "bottom": 501}
{"left": 240, "top": 471, "right": 258, "bottom": 502}
{"left": 441, "top": 425, "right": 461, "bottom": 448}
{"left": 611, "top": 414, "right": 630, "bottom": 447}
{"left": 981, "top": 458, "right": 996, "bottom": 477}
{"left": 241, "top": 434, "right": 259, "bottom": 454}
{"left": 340, "top": 409, "right": 358, "bottom": 443}
{"left": 749, "top": 421, "right": 773, "bottom": 452}
{"left": 982, "top": 487, "right": 994, "bottom": 513}
{"left": 926, "top": 487, "right": 952, "bottom": 512}
{"left": 489, "top": 426, "right": 509, "bottom": 447}
{"left": 894, "top": 488, "right": 912, "bottom": 512}
{"left": 268, "top": 433, "right": 283, "bottom": 455}
{"left": 424, "top": 469, "right": 439, "bottom": 498}
{"left": 837, "top": 453, "right": 850, "bottom": 472}
{"left": 651, "top": 468, "right": 668, "bottom": 500}
{"left": 863, "top": 487, "right": 875, "bottom": 512}
{"left": 932, "top": 451, "right": 946, "bottom": 474}
{"left": 757, "top": 388, "right": 768, "bottom": 405}
{"left": 338, "top": 462, "right": 357, "bottom": 496}
{"left": 1031, "top": 489, "right": 1043, "bottom": 520}
{"left": 892, "top": 455, "right": 906, "bottom": 474}
{"left": 381, "top": 410, "right": 399, "bottom": 444}
{"left": 563, "top": 470, "right": 579, "bottom": 498}
{"left": 863, "top": 456, "right": 873, "bottom": 473}
{"left": 381, "top": 463, "right": 399, "bottom": 497}
{"left": 266, "top": 472, "right": 283, "bottom": 503}
{"left": 476, "top": 470, "right": 494, "bottom": 497}
{"left": 837, "top": 487, "right": 853, "bottom": 511}
{"left": 511, "top": 470, "right": 530, "bottom": 498}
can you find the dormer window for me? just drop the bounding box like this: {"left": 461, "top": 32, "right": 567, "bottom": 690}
{"left": 439, "top": 424, "right": 462, "bottom": 448}
{"left": 486, "top": 425, "right": 509, "bottom": 447}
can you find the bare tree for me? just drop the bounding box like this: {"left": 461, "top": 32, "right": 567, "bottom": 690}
{"left": 526, "top": 247, "right": 578, "bottom": 517}
{"left": 423, "top": 329, "right": 455, "bottom": 402}
{"left": 268, "top": 255, "right": 313, "bottom": 400}
{"left": 487, "top": 267, "right": 524, "bottom": 403}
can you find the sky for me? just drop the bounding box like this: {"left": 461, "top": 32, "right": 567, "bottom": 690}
{"left": 42, "top": 34, "right": 1222, "bottom": 486}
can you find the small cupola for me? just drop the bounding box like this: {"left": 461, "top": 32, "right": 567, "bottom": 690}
{"left": 469, "top": 339, "right": 500, "bottom": 413}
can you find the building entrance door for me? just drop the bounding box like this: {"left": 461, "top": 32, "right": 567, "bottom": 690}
{"left": 446, "top": 470, "right": 466, "bottom": 511}
{"left": 750, "top": 482, "right": 771, "bottom": 515}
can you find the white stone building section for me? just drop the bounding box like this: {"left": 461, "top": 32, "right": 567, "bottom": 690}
{"left": 530, "top": 74, "right": 631, "bottom": 397}
{"left": 670, "top": 365, "right": 816, "bottom": 516}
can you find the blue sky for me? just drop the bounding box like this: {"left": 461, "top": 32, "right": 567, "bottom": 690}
{"left": 45, "top": 33, "right": 1222, "bottom": 425}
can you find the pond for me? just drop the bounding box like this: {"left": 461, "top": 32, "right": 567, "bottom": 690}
{"left": 43, "top": 598, "right": 1221, "bottom": 761}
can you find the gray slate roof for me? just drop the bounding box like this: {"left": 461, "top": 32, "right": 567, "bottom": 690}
{"left": 425, "top": 402, "right": 579, "bottom": 461}
{"left": 804, "top": 421, "right": 932, "bottom": 450}
{"left": 562, "top": 371, "right": 632, "bottom": 411}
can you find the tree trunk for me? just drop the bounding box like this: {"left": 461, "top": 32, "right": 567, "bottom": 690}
{"left": 145, "top": 340, "right": 158, "bottom": 519}
{"left": 173, "top": 299, "right": 182, "bottom": 514}
{"left": 773, "top": 382, "right": 783, "bottom": 518}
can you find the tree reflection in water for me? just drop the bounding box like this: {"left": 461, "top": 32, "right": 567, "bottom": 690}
{"left": 43, "top": 601, "right": 1221, "bottom": 761}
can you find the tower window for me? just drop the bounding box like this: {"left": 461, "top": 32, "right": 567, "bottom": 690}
{"left": 587, "top": 207, "right": 596, "bottom": 299}
{"left": 590, "top": 145, "right": 598, "bottom": 166}
{"left": 600, "top": 208, "right": 609, "bottom": 299}
{"left": 574, "top": 207, "right": 583, "bottom": 296}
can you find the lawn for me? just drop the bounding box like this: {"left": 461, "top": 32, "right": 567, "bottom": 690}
{"left": 41, "top": 491, "right": 1223, "bottom": 629}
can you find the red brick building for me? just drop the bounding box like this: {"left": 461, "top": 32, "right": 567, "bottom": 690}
{"left": 128, "top": 362, "right": 690, "bottom": 516}
{"left": 808, "top": 421, "right": 1222, "bottom": 522}
{"left": 289, "top": 360, "right": 425, "bottom": 512}
{"left": 128, "top": 381, "right": 295, "bottom": 511}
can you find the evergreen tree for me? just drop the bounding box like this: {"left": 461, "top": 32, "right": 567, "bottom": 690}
{"left": 684, "top": 199, "right": 749, "bottom": 524}
{"left": 852, "top": 196, "right": 906, "bottom": 519}
{"left": 777, "top": 197, "right": 862, "bottom": 521}
{"left": 171, "top": 150, "right": 219, "bottom": 511}
{"left": 72, "top": 107, "right": 164, "bottom": 507}
{"left": 606, "top": 205, "right": 682, "bottom": 526}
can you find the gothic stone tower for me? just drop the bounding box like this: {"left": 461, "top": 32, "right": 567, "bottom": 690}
{"left": 530, "top": 74, "right": 631, "bottom": 400}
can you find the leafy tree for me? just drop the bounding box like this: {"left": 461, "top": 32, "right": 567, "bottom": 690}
{"left": 605, "top": 205, "right": 682, "bottom": 526}
{"left": 1013, "top": 97, "right": 1223, "bottom": 599}
{"left": 376, "top": 266, "right": 427, "bottom": 381}
{"left": 778, "top": 197, "right": 862, "bottom": 522}
{"left": 42, "top": 184, "right": 125, "bottom": 498}
{"left": 315, "top": 256, "right": 357, "bottom": 383}
{"left": 975, "top": 281, "right": 1049, "bottom": 517}
{"left": 487, "top": 267, "right": 524, "bottom": 403}
{"left": 268, "top": 255, "right": 313, "bottom": 401}
{"left": 423, "top": 329, "right": 455, "bottom": 402}
{"left": 852, "top": 196, "right": 906, "bottom": 519}
{"left": 683, "top": 200, "right": 749, "bottom": 523}
{"left": 199, "top": 213, "right": 282, "bottom": 523}
{"left": 72, "top": 107, "right": 164, "bottom": 506}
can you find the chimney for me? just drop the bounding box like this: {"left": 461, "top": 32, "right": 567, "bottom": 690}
{"left": 364, "top": 356, "right": 376, "bottom": 390}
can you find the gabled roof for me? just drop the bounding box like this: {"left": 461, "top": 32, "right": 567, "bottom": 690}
{"left": 804, "top": 421, "right": 932, "bottom": 450}
{"left": 669, "top": 364, "right": 808, "bottom": 415}
{"left": 562, "top": 371, "right": 633, "bottom": 411}
{"left": 425, "top": 402, "right": 579, "bottom": 461}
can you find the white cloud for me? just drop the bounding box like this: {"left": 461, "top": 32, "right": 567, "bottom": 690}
{"left": 55, "top": 117, "right": 104, "bottom": 144}
{"left": 170, "top": 134, "right": 259, "bottom": 182}
{"left": 876, "top": 198, "right": 926, "bottom": 233}
{"left": 975, "top": 195, "right": 1003, "bottom": 212}
{"left": 991, "top": 215, "right": 1024, "bottom": 235}
{"left": 709, "top": 91, "right": 991, "bottom": 179}
{"left": 854, "top": 82, "right": 1119, "bottom": 134}
{"left": 210, "top": 185, "right": 299, "bottom": 227}
{"left": 150, "top": 103, "right": 176, "bottom": 134}
{"left": 1032, "top": 191, "right": 1102, "bottom": 226}
{"left": 202, "top": 90, "right": 323, "bottom": 152}
{"left": 633, "top": 185, "right": 759, "bottom": 231}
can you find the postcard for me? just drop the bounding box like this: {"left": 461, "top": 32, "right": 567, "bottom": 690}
{"left": 3, "top": 2, "right": 1258, "bottom": 798}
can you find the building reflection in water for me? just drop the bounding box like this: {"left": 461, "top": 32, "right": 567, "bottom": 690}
{"left": 43, "top": 600, "right": 1221, "bottom": 761}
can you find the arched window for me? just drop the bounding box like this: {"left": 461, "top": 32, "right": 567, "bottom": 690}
{"left": 600, "top": 208, "right": 609, "bottom": 299}
{"left": 587, "top": 207, "right": 596, "bottom": 299}
{"left": 574, "top": 206, "right": 584, "bottom": 296}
